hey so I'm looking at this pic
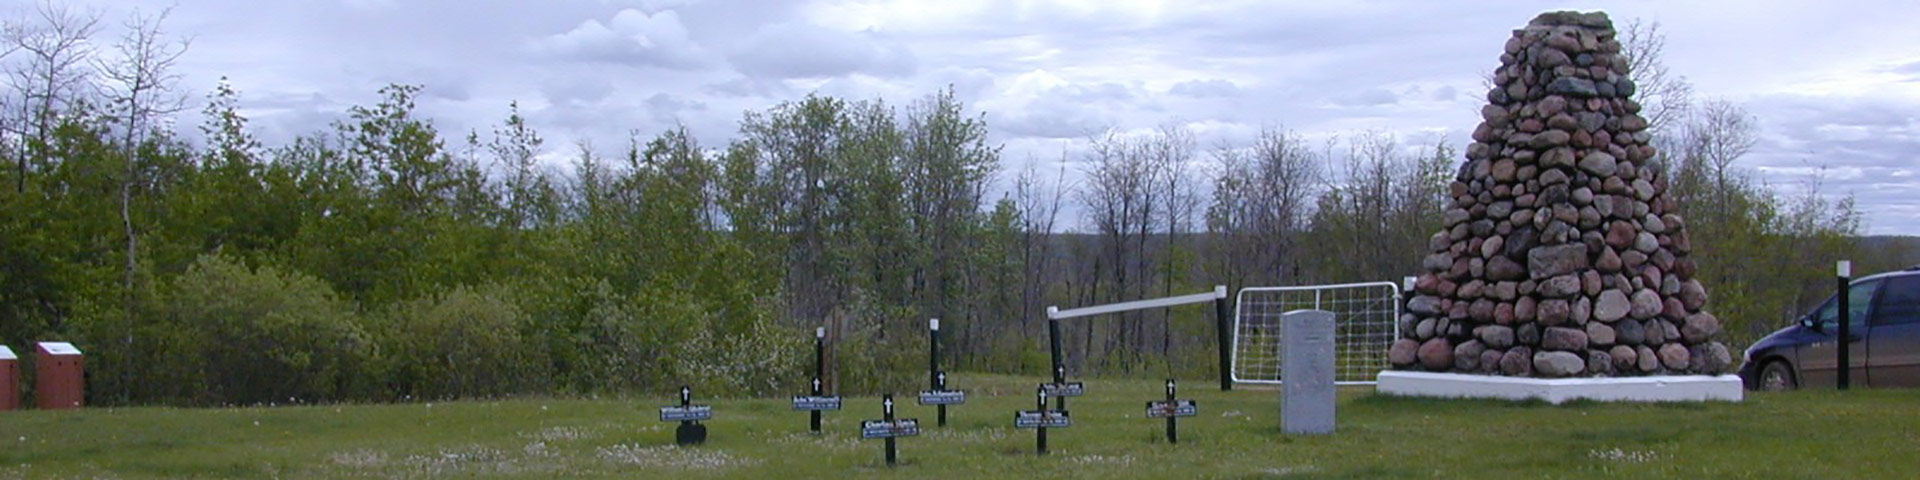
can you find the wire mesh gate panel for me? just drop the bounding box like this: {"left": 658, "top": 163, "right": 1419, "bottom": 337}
{"left": 1231, "top": 282, "right": 1401, "bottom": 385}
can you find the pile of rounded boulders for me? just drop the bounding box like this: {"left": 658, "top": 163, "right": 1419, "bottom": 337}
{"left": 1386, "top": 11, "right": 1734, "bottom": 378}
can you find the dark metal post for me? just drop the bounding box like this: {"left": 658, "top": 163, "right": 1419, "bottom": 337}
{"left": 1052, "top": 365, "right": 1068, "bottom": 412}
{"left": 930, "top": 319, "right": 946, "bottom": 427}
{"left": 1166, "top": 378, "right": 1178, "bottom": 444}
{"left": 1838, "top": 261, "right": 1852, "bottom": 390}
{"left": 1048, "top": 317, "right": 1067, "bottom": 411}
{"left": 1035, "top": 386, "right": 1048, "bottom": 455}
{"left": 1213, "top": 285, "right": 1233, "bottom": 391}
{"left": 883, "top": 394, "right": 897, "bottom": 466}
{"left": 813, "top": 327, "right": 825, "bottom": 432}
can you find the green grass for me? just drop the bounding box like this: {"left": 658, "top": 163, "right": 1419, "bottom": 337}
{"left": 3, "top": 374, "right": 1917, "bottom": 479}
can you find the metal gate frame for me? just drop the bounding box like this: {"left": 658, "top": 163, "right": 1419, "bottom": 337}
{"left": 1230, "top": 281, "right": 1402, "bottom": 385}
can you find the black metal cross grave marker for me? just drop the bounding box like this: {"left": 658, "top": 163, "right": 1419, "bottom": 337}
{"left": 792, "top": 376, "right": 842, "bottom": 432}
{"left": 659, "top": 385, "right": 712, "bottom": 445}
{"left": 1015, "top": 385, "right": 1071, "bottom": 455}
{"left": 861, "top": 394, "right": 920, "bottom": 467}
{"left": 918, "top": 370, "right": 966, "bottom": 425}
{"left": 1145, "top": 378, "right": 1198, "bottom": 444}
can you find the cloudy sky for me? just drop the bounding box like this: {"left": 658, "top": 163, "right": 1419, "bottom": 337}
{"left": 39, "top": 0, "right": 1920, "bottom": 234}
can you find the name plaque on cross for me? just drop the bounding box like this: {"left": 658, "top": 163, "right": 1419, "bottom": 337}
{"left": 1040, "top": 382, "right": 1084, "bottom": 397}
{"left": 860, "top": 419, "right": 922, "bottom": 438}
{"left": 1145, "top": 399, "right": 1198, "bottom": 418}
{"left": 1014, "top": 410, "right": 1071, "bottom": 428}
{"left": 792, "top": 396, "right": 842, "bottom": 411}
{"left": 917, "top": 389, "right": 966, "bottom": 405}
{"left": 659, "top": 405, "right": 713, "bottom": 422}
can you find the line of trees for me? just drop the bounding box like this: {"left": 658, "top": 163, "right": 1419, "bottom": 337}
{"left": 0, "top": 6, "right": 1894, "bottom": 405}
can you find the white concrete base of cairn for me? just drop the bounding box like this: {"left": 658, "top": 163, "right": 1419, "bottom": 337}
{"left": 1376, "top": 370, "right": 1743, "bottom": 404}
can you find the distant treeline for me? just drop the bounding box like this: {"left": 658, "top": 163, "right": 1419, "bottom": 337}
{"left": 0, "top": 6, "right": 1893, "bottom": 406}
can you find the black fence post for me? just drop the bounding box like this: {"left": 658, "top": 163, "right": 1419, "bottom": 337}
{"left": 1048, "top": 316, "right": 1067, "bottom": 411}
{"left": 1213, "top": 285, "right": 1233, "bottom": 391}
{"left": 930, "top": 319, "right": 946, "bottom": 427}
{"left": 1838, "top": 260, "right": 1852, "bottom": 391}
{"left": 813, "top": 327, "right": 825, "bottom": 432}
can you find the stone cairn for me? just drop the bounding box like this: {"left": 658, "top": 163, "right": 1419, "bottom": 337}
{"left": 1387, "top": 11, "right": 1734, "bottom": 377}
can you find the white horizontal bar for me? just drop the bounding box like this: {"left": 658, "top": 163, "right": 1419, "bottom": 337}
{"left": 1048, "top": 290, "right": 1222, "bottom": 320}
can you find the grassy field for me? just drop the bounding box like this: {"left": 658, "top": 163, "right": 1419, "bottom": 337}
{"left": 2, "top": 374, "right": 1917, "bottom": 479}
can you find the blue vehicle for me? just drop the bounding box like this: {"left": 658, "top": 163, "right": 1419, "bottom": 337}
{"left": 1740, "top": 267, "right": 1920, "bottom": 390}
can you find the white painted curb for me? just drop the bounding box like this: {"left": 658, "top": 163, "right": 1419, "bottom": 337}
{"left": 1376, "top": 371, "right": 1743, "bottom": 403}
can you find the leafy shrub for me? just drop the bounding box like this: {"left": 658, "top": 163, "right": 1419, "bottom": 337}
{"left": 374, "top": 285, "right": 549, "bottom": 400}
{"left": 157, "top": 254, "right": 369, "bottom": 405}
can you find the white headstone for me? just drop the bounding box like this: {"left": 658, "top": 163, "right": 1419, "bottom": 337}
{"left": 1282, "top": 309, "right": 1336, "bottom": 435}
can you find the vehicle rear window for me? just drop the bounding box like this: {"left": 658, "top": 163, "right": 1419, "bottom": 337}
{"left": 1874, "top": 275, "right": 1920, "bottom": 325}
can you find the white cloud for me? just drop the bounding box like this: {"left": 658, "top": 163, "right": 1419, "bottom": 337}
{"left": 1169, "top": 79, "right": 1240, "bottom": 98}
{"left": 727, "top": 22, "right": 916, "bottom": 79}
{"left": 530, "top": 8, "right": 709, "bottom": 68}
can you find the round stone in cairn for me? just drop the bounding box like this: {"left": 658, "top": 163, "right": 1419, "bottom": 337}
{"left": 1682, "top": 312, "right": 1722, "bottom": 343}
{"left": 1478, "top": 325, "right": 1516, "bottom": 349}
{"left": 1593, "top": 289, "right": 1630, "bottom": 322}
{"left": 1629, "top": 288, "right": 1662, "bottom": 320}
{"left": 1390, "top": 338, "right": 1420, "bottom": 366}
{"left": 1479, "top": 349, "right": 1504, "bottom": 373}
{"left": 1609, "top": 344, "right": 1638, "bottom": 371}
{"left": 1587, "top": 349, "right": 1614, "bottom": 376}
{"left": 1586, "top": 322, "right": 1615, "bottom": 347}
{"left": 1501, "top": 347, "right": 1535, "bottom": 376}
{"left": 1419, "top": 338, "right": 1455, "bottom": 370}
{"left": 1692, "top": 341, "right": 1734, "bottom": 374}
{"left": 1533, "top": 351, "right": 1585, "bottom": 377}
{"left": 1614, "top": 317, "right": 1646, "bottom": 345}
{"left": 1542, "top": 326, "right": 1588, "bottom": 351}
{"left": 1644, "top": 319, "right": 1668, "bottom": 345}
{"left": 1636, "top": 345, "right": 1660, "bottom": 372}
{"left": 1657, "top": 343, "right": 1690, "bottom": 370}
{"left": 1454, "top": 340, "right": 1488, "bottom": 371}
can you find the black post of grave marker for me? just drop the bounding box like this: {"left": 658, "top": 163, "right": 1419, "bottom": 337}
{"left": 1035, "top": 386, "right": 1049, "bottom": 455}
{"left": 814, "top": 327, "right": 826, "bottom": 431}
{"left": 1213, "top": 285, "right": 1233, "bottom": 391}
{"left": 1165, "top": 378, "right": 1178, "bottom": 444}
{"left": 883, "top": 394, "right": 898, "bottom": 466}
{"left": 929, "top": 318, "right": 946, "bottom": 427}
{"left": 1838, "top": 260, "right": 1852, "bottom": 390}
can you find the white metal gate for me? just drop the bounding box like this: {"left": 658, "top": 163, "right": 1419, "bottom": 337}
{"left": 1231, "top": 282, "right": 1401, "bottom": 385}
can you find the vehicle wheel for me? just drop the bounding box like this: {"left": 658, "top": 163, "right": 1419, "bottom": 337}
{"left": 1759, "top": 361, "right": 1797, "bottom": 391}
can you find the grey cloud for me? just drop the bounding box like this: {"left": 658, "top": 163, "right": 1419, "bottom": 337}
{"left": 1169, "top": 79, "right": 1240, "bottom": 98}
{"left": 1890, "top": 60, "right": 1920, "bottom": 77}
{"left": 727, "top": 22, "right": 916, "bottom": 79}
{"left": 529, "top": 8, "right": 710, "bottom": 68}
{"left": 1333, "top": 87, "right": 1399, "bottom": 107}
{"left": 541, "top": 76, "right": 616, "bottom": 106}
{"left": 992, "top": 103, "right": 1107, "bottom": 140}
{"left": 644, "top": 92, "right": 707, "bottom": 124}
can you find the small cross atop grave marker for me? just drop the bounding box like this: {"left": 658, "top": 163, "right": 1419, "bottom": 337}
{"left": 659, "top": 385, "right": 712, "bottom": 445}
{"left": 1145, "top": 378, "right": 1198, "bottom": 444}
{"left": 861, "top": 394, "right": 920, "bottom": 467}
